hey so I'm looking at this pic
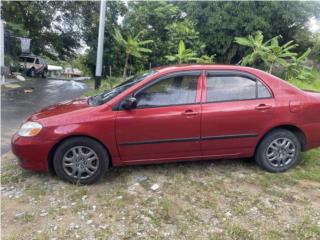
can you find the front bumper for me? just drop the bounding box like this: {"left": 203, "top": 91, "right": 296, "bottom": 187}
{"left": 11, "top": 134, "right": 53, "bottom": 172}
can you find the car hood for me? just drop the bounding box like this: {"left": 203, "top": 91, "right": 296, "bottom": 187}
{"left": 29, "top": 98, "right": 91, "bottom": 121}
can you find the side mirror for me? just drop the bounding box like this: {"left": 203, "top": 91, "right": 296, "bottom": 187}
{"left": 121, "top": 97, "right": 137, "bottom": 110}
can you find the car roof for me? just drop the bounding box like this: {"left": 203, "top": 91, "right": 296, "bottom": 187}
{"left": 152, "top": 64, "right": 261, "bottom": 73}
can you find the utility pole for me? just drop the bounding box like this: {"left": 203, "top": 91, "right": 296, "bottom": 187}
{"left": 0, "top": 1, "right": 5, "bottom": 83}
{"left": 95, "top": 0, "right": 106, "bottom": 89}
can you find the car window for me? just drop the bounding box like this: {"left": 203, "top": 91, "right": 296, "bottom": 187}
{"left": 35, "top": 58, "right": 40, "bottom": 64}
{"left": 135, "top": 74, "right": 199, "bottom": 108}
{"left": 257, "top": 81, "right": 272, "bottom": 98}
{"left": 88, "top": 70, "right": 157, "bottom": 106}
{"left": 206, "top": 75, "right": 271, "bottom": 102}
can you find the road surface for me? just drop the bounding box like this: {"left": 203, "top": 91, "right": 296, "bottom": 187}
{"left": 1, "top": 78, "right": 90, "bottom": 154}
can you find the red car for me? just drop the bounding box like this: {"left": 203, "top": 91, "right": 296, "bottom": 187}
{"left": 12, "top": 65, "right": 320, "bottom": 184}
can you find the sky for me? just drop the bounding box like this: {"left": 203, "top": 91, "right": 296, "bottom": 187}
{"left": 309, "top": 17, "right": 320, "bottom": 33}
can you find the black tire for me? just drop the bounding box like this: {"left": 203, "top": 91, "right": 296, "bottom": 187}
{"left": 29, "top": 68, "right": 36, "bottom": 77}
{"left": 53, "top": 137, "right": 109, "bottom": 184}
{"left": 255, "top": 129, "right": 301, "bottom": 172}
{"left": 42, "top": 69, "right": 48, "bottom": 78}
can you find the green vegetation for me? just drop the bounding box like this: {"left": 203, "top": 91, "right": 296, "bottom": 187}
{"left": 114, "top": 30, "right": 153, "bottom": 79}
{"left": 2, "top": 1, "right": 320, "bottom": 78}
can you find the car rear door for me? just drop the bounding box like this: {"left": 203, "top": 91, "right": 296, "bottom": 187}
{"left": 115, "top": 71, "right": 202, "bottom": 163}
{"left": 201, "top": 70, "right": 275, "bottom": 158}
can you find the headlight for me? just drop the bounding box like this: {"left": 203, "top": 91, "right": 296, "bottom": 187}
{"left": 18, "top": 121, "right": 43, "bottom": 137}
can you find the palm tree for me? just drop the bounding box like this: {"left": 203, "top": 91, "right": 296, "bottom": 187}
{"left": 166, "top": 40, "right": 199, "bottom": 64}
{"left": 114, "top": 29, "right": 153, "bottom": 79}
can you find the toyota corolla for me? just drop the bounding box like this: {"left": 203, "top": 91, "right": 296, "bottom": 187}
{"left": 11, "top": 65, "right": 320, "bottom": 184}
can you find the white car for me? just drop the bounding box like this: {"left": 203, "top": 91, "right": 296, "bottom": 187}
{"left": 19, "top": 55, "right": 48, "bottom": 78}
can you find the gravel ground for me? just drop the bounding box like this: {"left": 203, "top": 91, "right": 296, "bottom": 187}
{"left": 1, "top": 148, "right": 320, "bottom": 240}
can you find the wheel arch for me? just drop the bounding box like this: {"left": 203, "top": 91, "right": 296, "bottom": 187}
{"left": 48, "top": 135, "right": 112, "bottom": 174}
{"left": 255, "top": 124, "right": 307, "bottom": 155}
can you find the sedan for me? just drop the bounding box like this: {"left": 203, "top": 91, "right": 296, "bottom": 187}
{"left": 12, "top": 65, "right": 320, "bottom": 184}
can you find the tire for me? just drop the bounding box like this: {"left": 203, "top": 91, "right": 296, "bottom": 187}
{"left": 255, "top": 129, "right": 301, "bottom": 172}
{"left": 29, "top": 68, "right": 36, "bottom": 77}
{"left": 42, "top": 69, "right": 48, "bottom": 78}
{"left": 53, "top": 137, "right": 109, "bottom": 184}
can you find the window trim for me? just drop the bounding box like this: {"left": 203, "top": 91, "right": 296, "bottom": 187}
{"left": 204, "top": 70, "right": 273, "bottom": 104}
{"left": 114, "top": 71, "right": 202, "bottom": 110}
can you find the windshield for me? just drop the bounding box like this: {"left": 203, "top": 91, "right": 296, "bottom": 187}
{"left": 88, "top": 70, "right": 157, "bottom": 106}
{"left": 19, "top": 57, "right": 34, "bottom": 63}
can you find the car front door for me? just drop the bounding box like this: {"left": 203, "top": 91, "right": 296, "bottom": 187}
{"left": 115, "top": 71, "right": 202, "bottom": 163}
{"left": 201, "top": 70, "right": 275, "bottom": 158}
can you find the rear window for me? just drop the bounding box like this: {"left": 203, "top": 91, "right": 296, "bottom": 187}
{"left": 20, "top": 57, "right": 34, "bottom": 63}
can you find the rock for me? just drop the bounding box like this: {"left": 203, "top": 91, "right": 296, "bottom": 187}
{"left": 249, "top": 207, "right": 258, "bottom": 215}
{"left": 15, "top": 212, "right": 25, "bottom": 218}
{"left": 40, "top": 211, "right": 48, "bottom": 217}
{"left": 99, "top": 224, "right": 108, "bottom": 230}
{"left": 16, "top": 75, "right": 26, "bottom": 82}
{"left": 150, "top": 184, "right": 160, "bottom": 191}
{"left": 134, "top": 175, "right": 148, "bottom": 182}
{"left": 225, "top": 212, "right": 232, "bottom": 218}
{"left": 61, "top": 205, "right": 68, "bottom": 209}
{"left": 86, "top": 219, "right": 93, "bottom": 225}
{"left": 82, "top": 195, "right": 88, "bottom": 201}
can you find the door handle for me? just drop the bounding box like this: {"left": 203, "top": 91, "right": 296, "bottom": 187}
{"left": 255, "top": 104, "right": 272, "bottom": 111}
{"left": 181, "top": 109, "right": 199, "bottom": 116}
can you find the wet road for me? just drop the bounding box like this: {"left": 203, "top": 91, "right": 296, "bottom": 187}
{"left": 1, "top": 78, "right": 90, "bottom": 154}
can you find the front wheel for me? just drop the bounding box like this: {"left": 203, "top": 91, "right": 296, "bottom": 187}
{"left": 255, "top": 129, "right": 301, "bottom": 172}
{"left": 29, "top": 68, "right": 36, "bottom": 77}
{"left": 53, "top": 137, "right": 109, "bottom": 184}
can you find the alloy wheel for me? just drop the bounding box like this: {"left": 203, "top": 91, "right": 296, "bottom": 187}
{"left": 62, "top": 146, "right": 99, "bottom": 180}
{"left": 265, "top": 137, "right": 296, "bottom": 168}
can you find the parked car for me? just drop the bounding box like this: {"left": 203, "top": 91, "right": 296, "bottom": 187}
{"left": 11, "top": 65, "right": 320, "bottom": 184}
{"left": 19, "top": 55, "right": 48, "bottom": 78}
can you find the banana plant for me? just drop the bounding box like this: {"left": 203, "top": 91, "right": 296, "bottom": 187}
{"left": 234, "top": 31, "right": 270, "bottom": 66}
{"left": 286, "top": 48, "right": 312, "bottom": 81}
{"left": 235, "top": 31, "right": 298, "bottom": 74}
{"left": 114, "top": 29, "right": 153, "bottom": 79}
{"left": 166, "top": 40, "right": 199, "bottom": 64}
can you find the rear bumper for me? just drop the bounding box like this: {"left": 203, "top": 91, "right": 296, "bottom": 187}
{"left": 301, "top": 123, "right": 320, "bottom": 150}
{"left": 11, "top": 134, "right": 53, "bottom": 172}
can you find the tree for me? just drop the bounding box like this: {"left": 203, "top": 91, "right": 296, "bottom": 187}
{"left": 123, "top": 1, "right": 181, "bottom": 67}
{"left": 177, "top": 1, "right": 320, "bottom": 63}
{"left": 166, "top": 19, "right": 205, "bottom": 57}
{"left": 114, "top": 30, "right": 153, "bottom": 79}
{"left": 2, "top": 1, "right": 83, "bottom": 60}
{"left": 78, "top": 1, "right": 127, "bottom": 76}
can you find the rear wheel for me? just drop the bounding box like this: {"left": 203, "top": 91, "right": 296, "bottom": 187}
{"left": 255, "top": 129, "right": 301, "bottom": 172}
{"left": 53, "top": 137, "right": 109, "bottom": 184}
{"left": 42, "top": 69, "right": 48, "bottom": 78}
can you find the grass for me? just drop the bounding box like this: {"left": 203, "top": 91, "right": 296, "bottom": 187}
{"left": 289, "top": 69, "right": 320, "bottom": 91}
{"left": 2, "top": 148, "right": 320, "bottom": 239}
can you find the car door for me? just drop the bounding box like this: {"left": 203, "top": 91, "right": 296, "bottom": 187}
{"left": 115, "top": 71, "right": 202, "bottom": 163}
{"left": 201, "top": 70, "right": 275, "bottom": 158}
